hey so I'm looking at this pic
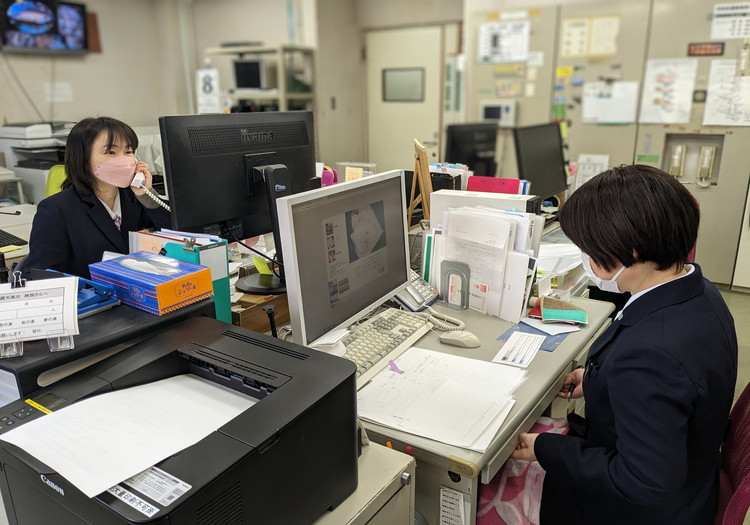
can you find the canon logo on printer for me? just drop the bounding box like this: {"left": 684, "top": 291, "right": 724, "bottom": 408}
{"left": 40, "top": 475, "right": 65, "bottom": 496}
{"left": 240, "top": 129, "right": 273, "bottom": 144}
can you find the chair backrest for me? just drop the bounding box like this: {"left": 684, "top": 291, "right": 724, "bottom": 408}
{"left": 716, "top": 381, "right": 750, "bottom": 525}
{"left": 724, "top": 383, "right": 750, "bottom": 485}
{"left": 46, "top": 164, "right": 67, "bottom": 197}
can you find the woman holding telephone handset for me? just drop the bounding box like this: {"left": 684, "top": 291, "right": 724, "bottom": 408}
{"left": 22, "top": 116, "right": 171, "bottom": 279}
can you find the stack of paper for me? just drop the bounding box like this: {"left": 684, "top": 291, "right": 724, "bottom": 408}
{"left": 357, "top": 347, "right": 525, "bottom": 451}
{"left": 433, "top": 206, "right": 540, "bottom": 323}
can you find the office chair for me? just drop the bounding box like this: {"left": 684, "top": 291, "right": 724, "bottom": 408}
{"left": 46, "top": 164, "right": 67, "bottom": 196}
{"left": 715, "top": 381, "right": 750, "bottom": 525}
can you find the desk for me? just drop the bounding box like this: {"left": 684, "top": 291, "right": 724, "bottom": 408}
{"left": 0, "top": 299, "right": 215, "bottom": 405}
{"left": 314, "top": 443, "right": 416, "bottom": 525}
{"left": 362, "top": 297, "right": 614, "bottom": 525}
{"left": 0, "top": 203, "right": 35, "bottom": 268}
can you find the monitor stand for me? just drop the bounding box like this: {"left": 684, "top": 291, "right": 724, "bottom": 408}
{"left": 235, "top": 273, "right": 286, "bottom": 295}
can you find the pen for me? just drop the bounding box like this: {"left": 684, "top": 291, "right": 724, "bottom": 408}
{"left": 566, "top": 383, "right": 576, "bottom": 400}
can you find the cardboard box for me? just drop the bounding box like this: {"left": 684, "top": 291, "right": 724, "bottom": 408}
{"left": 231, "top": 293, "right": 289, "bottom": 334}
{"left": 89, "top": 251, "right": 214, "bottom": 315}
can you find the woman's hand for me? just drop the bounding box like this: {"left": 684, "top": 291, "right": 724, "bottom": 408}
{"left": 557, "top": 366, "right": 585, "bottom": 400}
{"left": 510, "top": 432, "right": 538, "bottom": 461}
{"left": 131, "top": 161, "right": 153, "bottom": 196}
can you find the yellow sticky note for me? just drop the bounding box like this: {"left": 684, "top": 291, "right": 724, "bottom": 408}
{"left": 252, "top": 257, "right": 274, "bottom": 275}
{"left": 0, "top": 245, "right": 20, "bottom": 253}
{"left": 556, "top": 66, "right": 574, "bottom": 78}
{"left": 345, "top": 166, "right": 363, "bottom": 181}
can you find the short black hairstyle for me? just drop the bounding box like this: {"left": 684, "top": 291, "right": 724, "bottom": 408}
{"left": 63, "top": 116, "right": 139, "bottom": 197}
{"left": 558, "top": 164, "right": 699, "bottom": 272}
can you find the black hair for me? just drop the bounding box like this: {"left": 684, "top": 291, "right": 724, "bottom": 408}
{"left": 558, "top": 164, "right": 699, "bottom": 272}
{"left": 63, "top": 117, "right": 139, "bottom": 196}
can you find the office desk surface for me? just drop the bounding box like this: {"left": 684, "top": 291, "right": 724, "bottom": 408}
{"left": 362, "top": 297, "right": 614, "bottom": 485}
{"left": 0, "top": 204, "right": 35, "bottom": 267}
{"left": 0, "top": 299, "right": 215, "bottom": 401}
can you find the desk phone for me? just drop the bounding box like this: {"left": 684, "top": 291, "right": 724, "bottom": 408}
{"left": 395, "top": 269, "right": 439, "bottom": 311}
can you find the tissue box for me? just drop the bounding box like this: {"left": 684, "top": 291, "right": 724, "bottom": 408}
{"left": 89, "top": 251, "right": 214, "bottom": 315}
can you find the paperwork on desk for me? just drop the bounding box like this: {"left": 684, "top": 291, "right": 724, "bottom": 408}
{"left": 357, "top": 347, "right": 525, "bottom": 451}
{"left": 0, "top": 374, "right": 256, "bottom": 498}
{"left": 432, "top": 207, "right": 538, "bottom": 323}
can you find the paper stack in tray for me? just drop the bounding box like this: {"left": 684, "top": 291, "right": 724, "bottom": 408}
{"left": 357, "top": 347, "right": 526, "bottom": 452}
{"left": 427, "top": 205, "right": 544, "bottom": 323}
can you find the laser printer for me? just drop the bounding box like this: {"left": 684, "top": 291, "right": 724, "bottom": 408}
{"left": 0, "top": 317, "right": 359, "bottom": 524}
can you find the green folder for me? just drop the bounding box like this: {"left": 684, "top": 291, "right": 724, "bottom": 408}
{"left": 164, "top": 240, "right": 232, "bottom": 323}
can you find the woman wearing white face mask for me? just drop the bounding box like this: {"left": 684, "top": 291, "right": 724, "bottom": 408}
{"left": 22, "top": 116, "right": 171, "bottom": 279}
{"left": 511, "top": 165, "right": 737, "bottom": 525}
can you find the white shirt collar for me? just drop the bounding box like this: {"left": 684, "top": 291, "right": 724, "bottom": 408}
{"left": 615, "top": 264, "right": 695, "bottom": 320}
{"left": 98, "top": 191, "right": 122, "bottom": 222}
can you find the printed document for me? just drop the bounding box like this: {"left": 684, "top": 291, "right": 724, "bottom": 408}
{"left": 0, "top": 374, "right": 256, "bottom": 498}
{"left": 357, "top": 347, "right": 525, "bottom": 451}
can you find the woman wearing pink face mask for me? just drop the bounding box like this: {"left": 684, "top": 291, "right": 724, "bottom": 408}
{"left": 22, "top": 116, "right": 171, "bottom": 279}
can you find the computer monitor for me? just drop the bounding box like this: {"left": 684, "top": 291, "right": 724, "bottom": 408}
{"left": 276, "top": 171, "right": 411, "bottom": 346}
{"left": 512, "top": 122, "right": 568, "bottom": 203}
{"left": 158, "top": 111, "right": 318, "bottom": 294}
{"left": 234, "top": 58, "right": 264, "bottom": 90}
{"left": 444, "top": 123, "right": 498, "bottom": 176}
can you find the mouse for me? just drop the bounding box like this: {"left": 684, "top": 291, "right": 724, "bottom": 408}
{"left": 439, "top": 330, "right": 481, "bottom": 348}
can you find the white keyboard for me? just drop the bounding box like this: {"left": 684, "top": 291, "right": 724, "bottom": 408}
{"left": 342, "top": 308, "right": 432, "bottom": 389}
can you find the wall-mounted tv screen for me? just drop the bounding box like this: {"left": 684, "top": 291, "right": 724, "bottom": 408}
{"left": 1, "top": 1, "right": 87, "bottom": 54}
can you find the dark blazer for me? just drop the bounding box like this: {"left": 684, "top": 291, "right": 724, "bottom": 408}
{"left": 23, "top": 185, "right": 171, "bottom": 279}
{"left": 535, "top": 264, "right": 737, "bottom": 525}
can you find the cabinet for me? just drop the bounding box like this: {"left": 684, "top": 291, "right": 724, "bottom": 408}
{"left": 203, "top": 45, "right": 316, "bottom": 112}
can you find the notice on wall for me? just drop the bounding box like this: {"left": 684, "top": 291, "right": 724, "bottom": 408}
{"left": 639, "top": 58, "right": 698, "bottom": 124}
{"left": 560, "top": 18, "right": 589, "bottom": 58}
{"left": 575, "top": 154, "right": 610, "bottom": 190}
{"left": 589, "top": 16, "right": 620, "bottom": 56}
{"left": 196, "top": 68, "right": 222, "bottom": 114}
{"left": 711, "top": 2, "right": 750, "bottom": 39}
{"left": 703, "top": 59, "right": 750, "bottom": 125}
{"left": 477, "top": 20, "right": 530, "bottom": 63}
{"left": 582, "top": 81, "right": 638, "bottom": 123}
{"left": 560, "top": 15, "right": 620, "bottom": 57}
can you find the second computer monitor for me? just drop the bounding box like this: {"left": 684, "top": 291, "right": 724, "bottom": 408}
{"left": 276, "top": 171, "right": 411, "bottom": 346}
{"left": 444, "top": 122, "right": 498, "bottom": 176}
{"left": 512, "top": 122, "right": 568, "bottom": 204}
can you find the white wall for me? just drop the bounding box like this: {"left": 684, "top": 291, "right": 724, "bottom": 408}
{"left": 356, "top": 0, "right": 462, "bottom": 28}
{"left": 0, "top": 0, "right": 186, "bottom": 128}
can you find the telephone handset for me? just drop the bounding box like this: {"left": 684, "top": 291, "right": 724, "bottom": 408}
{"left": 394, "top": 269, "right": 439, "bottom": 312}
{"left": 132, "top": 172, "right": 171, "bottom": 211}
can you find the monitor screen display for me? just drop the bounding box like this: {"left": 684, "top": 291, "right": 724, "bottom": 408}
{"left": 444, "top": 123, "right": 497, "bottom": 176}
{"left": 512, "top": 122, "right": 568, "bottom": 202}
{"left": 277, "top": 171, "right": 411, "bottom": 346}
{"left": 1, "top": 1, "right": 87, "bottom": 54}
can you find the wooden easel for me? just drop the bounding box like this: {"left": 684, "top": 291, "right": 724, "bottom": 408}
{"left": 407, "top": 139, "right": 434, "bottom": 226}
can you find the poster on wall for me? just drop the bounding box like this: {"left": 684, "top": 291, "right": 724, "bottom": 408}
{"left": 638, "top": 58, "right": 698, "bottom": 124}
{"left": 477, "top": 20, "right": 530, "bottom": 63}
{"left": 703, "top": 59, "right": 750, "bottom": 126}
{"left": 711, "top": 2, "right": 750, "bottom": 39}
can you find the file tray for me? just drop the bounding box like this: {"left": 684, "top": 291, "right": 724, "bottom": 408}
{"left": 89, "top": 251, "right": 213, "bottom": 315}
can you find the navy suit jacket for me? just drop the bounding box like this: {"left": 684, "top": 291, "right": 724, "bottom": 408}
{"left": 23, "top": 185, "right": 171, "bottom": 279}
{"left": 535, "top": 264, "right": 737, "bottom": 525}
